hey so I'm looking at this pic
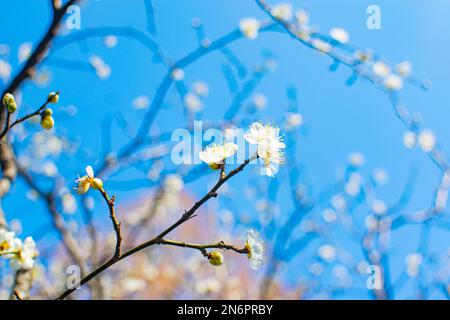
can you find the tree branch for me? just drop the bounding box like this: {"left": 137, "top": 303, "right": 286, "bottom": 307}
{"left": 98, "top": 189, "right": 122, "bottom": 258}
{"left": 157, "top": 239, "right": 248, "bottom": 255}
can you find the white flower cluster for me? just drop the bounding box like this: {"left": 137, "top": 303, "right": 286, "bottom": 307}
{"left": 239, "top": 17, "right": 260, "bottom": 40}
{"left": 199, "top": 143, "right": 238, "bottom": 170}
{"left": 89, "top": 55, "right": 111, "bottom": 79}
{"left": 244, "top": 122, "right": 286, "bottom": 177}
{"left": 372, "top": 60, "right": 409, "bottom": 91}
{"left": 405, "top": 253, "right": 423, "bottom": 277}
{"left": 271, "top": 3, "right": 293, "bottom": 21}
{"left": 184, "top": 81, "right": 209, "bottom": 113}
{"left": 0, "top": 230, "right": 38, "bottom": 270}
{"left": 75, "top": 166, "right": 104, "bottom": 194}
{"left": 245, "top": 229, "right": 265, "bottom": 270}
{"left": 403, "top": 129, "right": 436, "bottom": 153}
{"left": 198, "top": 122, "right": 285, "bottom": 177}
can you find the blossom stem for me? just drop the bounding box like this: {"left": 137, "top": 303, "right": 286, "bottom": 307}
{"left": 156, "top": 239, "right": 248, "bottom": 256}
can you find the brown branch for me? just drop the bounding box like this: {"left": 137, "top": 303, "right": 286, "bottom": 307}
{"left": 56, "top": 155, "right": 256, "bottom": 300}
{"left": 157, "top": 239, "right": 248, "bottom": 256}
{"left": 12, "top": 289, "right": 24, "bottom": 300}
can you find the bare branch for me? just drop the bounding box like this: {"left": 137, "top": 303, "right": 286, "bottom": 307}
{"left": 98, "top": 189, "right": 122, "bottom": 258}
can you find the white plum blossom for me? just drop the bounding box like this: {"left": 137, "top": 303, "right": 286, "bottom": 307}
{"left": 0, "top": 59, "right": 11, "bottom": 83}
{"left": 348, "top": 152, "right": 365, "bottom": 167}
{"left": 345, "top": 172, "right": 362, "bottom": 197}
{"left": 104, "top": 35, "right": 118, "bottom": 48}
{"left": 403, "top": 131, "right": 416, "bottom": 149}
{"left": 285, "top": 112, "right": 304, "bottom": 129}
{"left": 199, "top": 143, "right": 238, "bottom": 169}
{"left": 184, "top": 92, "right": 203, "bottom": 112}
{"left": 372, "top": 199, "right": 387, "bottom": 215}
{"left": 62, "top": 192, "right": 77, "bottom": 214}
{"left": 239, "top": 17, "right": 260, "bottom": 40}
{"left": 298, "top": 25, "right": 312, "bottom": 41}
{"left": 365, "top": 215, "right": 378, "bottom": 231}
{"left": 271, "top": 3, "right": 293, "bottom": 21}
{"left": 322, "top": 209, "right": 337, "bottom": 223}
{"left": 75, "top": 166, "right": 104, "bottom": 194}
{"left": 373, "top": 168, "right": 389, "bottom": 185}
{"left": 311, "top": 39, "right": 331, "bottom": 53}
{"left": 330, "top": 27, "right": 349, "bottom": 44}
{"left": 193, "top": 81, "right": 209, "bottom": 97}
{"left": 331, "top": 195, "right": 346, "bottom": 211}
{"left": 0, "top": 231, "right": 38, "bottom": 270}
{"left": 0, "top": 230, "right": 20, "bottom": 256}
{"left": 10, "top": 237, "right": 38, "bottom": 270}
{"left": 405, "top": 253, "right": 423, "bottom": 277}
{"left": 41, "top": 160, "right": 58, "bottom": 177}
{"left": 122, "top": 277, "right": 146, "bottom": 292}
{"left": 318, "top": 244, "right": 336, "bottom": 262}
{"left": 372, "top": 61, "right": 391, "bottom": 77}
{"left": 171, "top": 68, "right": 185, "bottom": 81}
{"left": 244, "top": 122, "right": 285, "bottom": 177}
{"left": 0, "top": 44, "right": 9, "bottom": 55}
{"left": 18, "top": 42, "right": 32, "bottom": 63}
{"left": 89, "top": 55, "right": 111, "bottom": 79}
{"left": 252, "top": 93, "right": 268, "bottom": 110}
{"left": 163, "top": 174, "right": 184, "bottom": 193}
{"left": 245, "top": 229, "right": 264, "bottom": 270}
{"left": 295, "top": 9, "right": 309, "bottom": 25}
{"left": 418, "top": 129, "right": 436, "bottom": 152}
{"left": 133, "top": 95, "right": 150, "bottom": 109}
{"left": 355, "top": 50, "right": 373, "bottom": 63}
{"left": 395, "top": 61, "right": 412, "bottom": 77}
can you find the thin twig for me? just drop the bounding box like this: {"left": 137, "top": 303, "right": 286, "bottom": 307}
{"left": 99, "top": 189, "right": 122, "bottom": 258}
{"left": 157, "top": 239, "right": 248, "bottom": 255}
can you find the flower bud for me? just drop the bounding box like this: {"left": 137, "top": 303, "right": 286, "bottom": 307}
{"left": 48, "top": 91, "right": 59, "bottom": 103}
{"left": 208, "top": 251, "right": 224, "bottom": 266}
{"left": 208, "top": 163, "right": 223, "bottom": 171}
{"left": 2, "top": 93, "right": 17, "bottom": 113}
{"left": 40, "top": 115, "right": 55, "bottom": 130}
{"left": 90, "top": 178, "right": 104, "bottom": 190}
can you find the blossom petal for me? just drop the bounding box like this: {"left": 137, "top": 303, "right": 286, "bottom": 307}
{"left": 85, "top": 165, "right": 94, "bottom": 178}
